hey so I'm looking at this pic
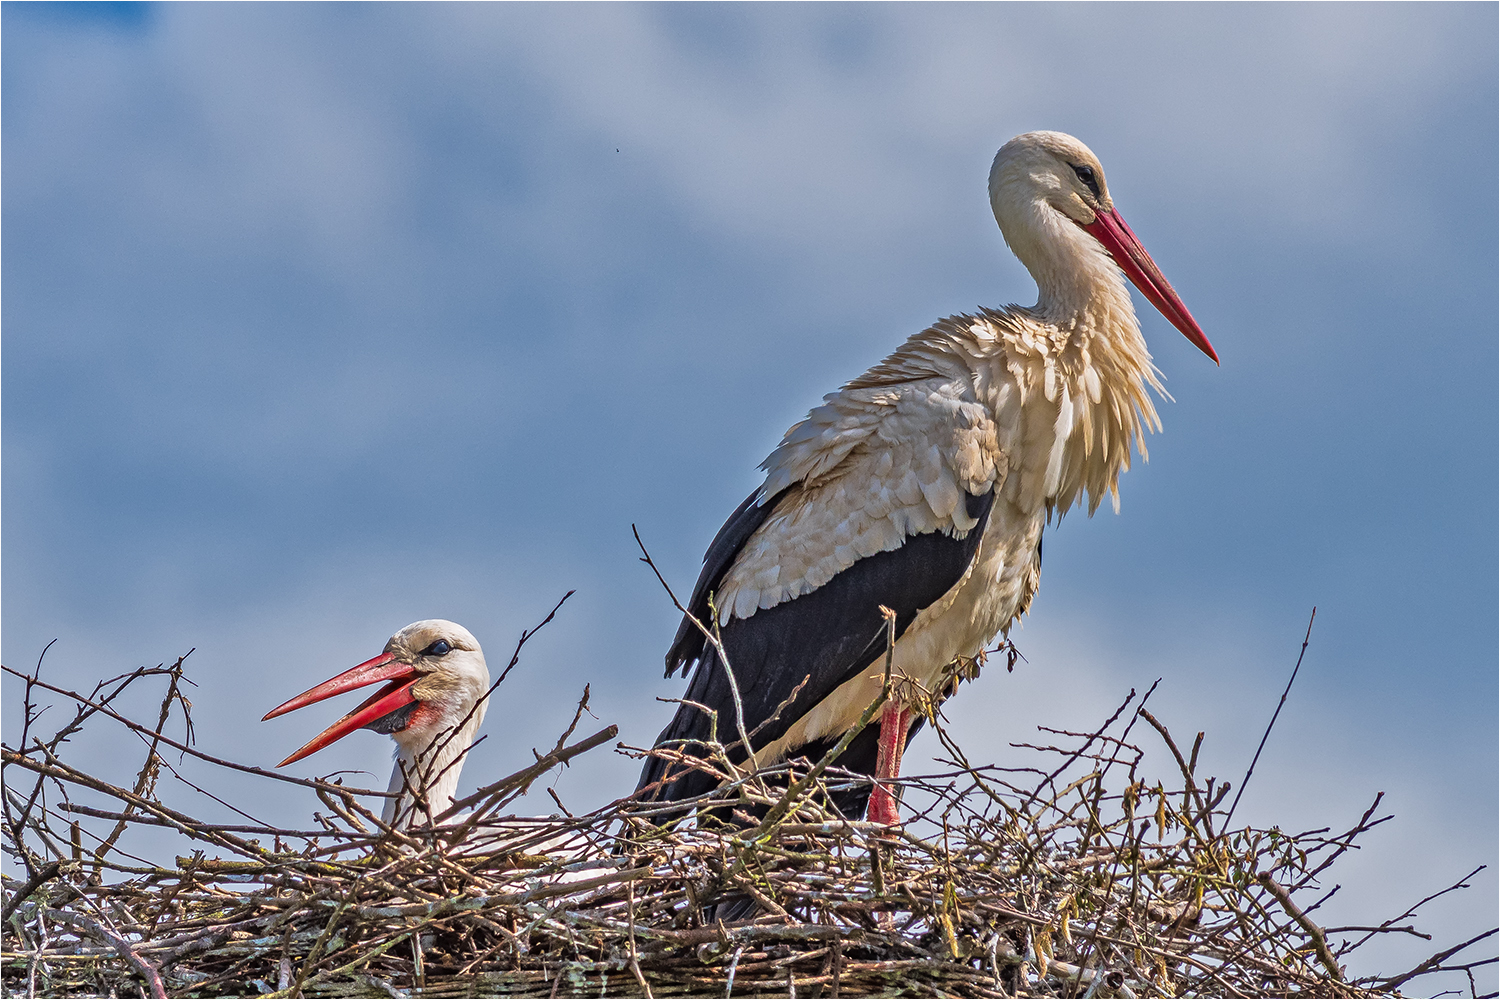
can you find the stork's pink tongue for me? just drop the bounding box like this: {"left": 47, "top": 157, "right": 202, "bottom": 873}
{"left": 1082, "top": 207, "right": 1219, "bottom": 365}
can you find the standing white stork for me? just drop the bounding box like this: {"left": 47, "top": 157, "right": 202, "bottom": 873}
{"left": 264, "top": 620, "right": 490, "bottom": 829}
{"left": 638, "top": 131, "right": 1218, "bottom": 826}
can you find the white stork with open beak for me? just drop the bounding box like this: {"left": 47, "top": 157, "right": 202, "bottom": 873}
{"left": 638, "top": 131, "right": 1218, "bottom": 826}
{"left": 264, "top": 620, "right": 490, "bottom": 829}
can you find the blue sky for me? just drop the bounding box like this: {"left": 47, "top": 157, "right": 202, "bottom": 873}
{"left": 4, "top": 4, "right": 1495, "bottom": 987}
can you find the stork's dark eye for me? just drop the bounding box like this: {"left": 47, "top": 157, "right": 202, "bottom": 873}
{"left": 1071, "top": 163, "right": 1101, "bottom": 198}
{"left": 423, "top": 640, "right": 452, "bottom": 656}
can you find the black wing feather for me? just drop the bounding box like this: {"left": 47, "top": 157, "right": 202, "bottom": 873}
{"left": 638, "top": 488, "right": 995, "bottom": 803}
{"left": 664, "top": 486, "right": 788, "bottom": 678}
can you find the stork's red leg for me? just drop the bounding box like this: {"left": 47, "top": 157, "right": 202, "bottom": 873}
{"left": 867, "top": 702, "right": 911, "bottom": 826}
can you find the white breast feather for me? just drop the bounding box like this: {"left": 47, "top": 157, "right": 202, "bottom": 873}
{"left": 1041, "top": 384, "right": 1074, "bottom": 499}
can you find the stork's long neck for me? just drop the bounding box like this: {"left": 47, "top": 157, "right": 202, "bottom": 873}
{"left": 382, "top": 711, "right": 485, "bottom": 828}
{"left": 1024, "top": 219, "right": 1141, "bottom": 348}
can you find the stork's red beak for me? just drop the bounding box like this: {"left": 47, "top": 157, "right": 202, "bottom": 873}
{"left": 1083, "top": 207, "right": 1219, "bottom": 365}
{"left": 263, "top": 652, "right": 420, "bottom": 767}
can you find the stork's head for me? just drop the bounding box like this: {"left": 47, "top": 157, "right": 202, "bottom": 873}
{"left": 264, "top": 619, "right": 490, "bottom": 767}
{"left": 988, "top": 130, "right": 1217, "bottom": 364}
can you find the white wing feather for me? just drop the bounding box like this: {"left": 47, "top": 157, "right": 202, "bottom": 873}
{"left": 717, "top": 377, "right": 1007, "bottom": 624}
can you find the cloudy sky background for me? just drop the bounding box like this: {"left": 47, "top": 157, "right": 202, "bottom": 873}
{"left": 4, "top": 3, "right": 1495, "bottom": 989}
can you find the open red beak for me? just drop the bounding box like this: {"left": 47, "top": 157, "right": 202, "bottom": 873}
{"left": 1083, "top": 207, "right": 1219, "bottom": 365}
{"left": 263, "top": 652, "right": 420, "bottom": 767}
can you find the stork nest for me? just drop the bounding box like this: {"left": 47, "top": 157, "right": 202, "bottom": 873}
{"left": 3, "top": 616, "right": 1494, "bottom": 999}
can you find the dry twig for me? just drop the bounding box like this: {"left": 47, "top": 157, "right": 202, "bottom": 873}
{"left": 3, "top": 614, "right": 1493, "bottom": 999}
